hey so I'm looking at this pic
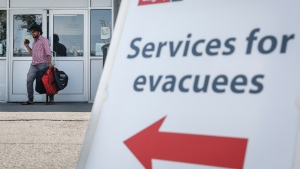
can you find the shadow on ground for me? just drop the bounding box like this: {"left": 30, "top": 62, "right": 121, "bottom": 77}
{"left": 0, "top": 102, "right": 93, "bottom": 112}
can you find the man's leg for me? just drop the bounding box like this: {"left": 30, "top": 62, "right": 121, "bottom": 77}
{"left": 49, "top": 95, "right": 54, "bottom": 101}
{"left": 45, "top": 95, "right": 55, "bottom": 105}
{"left": 21, "top": 64, "right": 37, "bottom": 105}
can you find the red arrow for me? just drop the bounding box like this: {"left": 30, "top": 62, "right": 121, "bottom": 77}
{"left": 124, "top": 116, "right": 248, "bottom": 169}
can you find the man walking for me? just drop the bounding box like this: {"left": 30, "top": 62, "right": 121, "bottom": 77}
{"left": 21, "top": 24, "right": 55, "bottom": 105}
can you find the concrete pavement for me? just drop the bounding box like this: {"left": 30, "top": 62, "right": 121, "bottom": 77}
{"left": 0, "top": 102, "right": 93, "bottom": 112}
{"left": 0, "top": 102, "right": 93, "bottom": 169}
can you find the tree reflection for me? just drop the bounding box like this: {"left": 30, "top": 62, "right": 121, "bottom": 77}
{"left": 13, "top": 14, "right": 42, "bottom": 56}
{"left": 14, "top": 15, "right": 42, "bottom": 33}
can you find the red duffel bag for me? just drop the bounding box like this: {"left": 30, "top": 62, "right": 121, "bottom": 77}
{"left": 42, "top": 68, "right": 59, "bottom": 95}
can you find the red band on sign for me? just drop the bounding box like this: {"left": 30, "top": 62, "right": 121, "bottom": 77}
{"left": 138, "top": 0, "right": 171, "bottom": 6}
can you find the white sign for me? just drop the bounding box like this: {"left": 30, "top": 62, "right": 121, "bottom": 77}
{"left": 101, "top": 27, "right": 110, "bottom": 39}
{"left": 77, "top": 0, "right": 300, "bottom": 169}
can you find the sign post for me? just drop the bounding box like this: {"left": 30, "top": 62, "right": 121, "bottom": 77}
{"left": 77, "top": 0, "right": 300, "bottom": 168}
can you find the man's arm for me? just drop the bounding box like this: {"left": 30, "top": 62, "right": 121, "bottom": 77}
{"left": 42, "top": 37, "right": 54, "bottom": 69}
{"left": 47, "top": 55, "right": 53, "bottom": 69}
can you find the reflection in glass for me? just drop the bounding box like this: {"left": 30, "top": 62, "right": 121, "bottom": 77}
{"left": 0, "top": 11, "right": 6, "bottom": 57}
{"left": 53, "top": 34, "right": 67, "bottom": 56}
{"left": 90, "top": 10, "right": 112, "bottom": 57}
{"left": 13, "top": 14, "right": 42, "bottom": 57}
{"left": 53, "top": 14, "right": 84, "bottom": 57}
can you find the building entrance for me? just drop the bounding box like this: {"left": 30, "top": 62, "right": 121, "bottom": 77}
{"left": 9, "top": 10, "right": 88, "bottom": 102}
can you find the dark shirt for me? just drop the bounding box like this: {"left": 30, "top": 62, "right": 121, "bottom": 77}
{"left": 53, "top": 42, "right": 67, "bottom": 56}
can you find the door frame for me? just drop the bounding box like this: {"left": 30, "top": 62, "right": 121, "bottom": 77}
{"left": 8, "top": 9, "right": 89, "bottom": 102}
{"left": 48, "top": 10, "right": 88, "bottom": 102}
{"left": 8, "top": 9, "right": 47, "bottom": 102}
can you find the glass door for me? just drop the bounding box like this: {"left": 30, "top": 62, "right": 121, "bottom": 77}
{"left": 49, "top": 10, "right": 88, "bottom": 102}
{"left": 9, "top": 10, "right": 47, "bottom": 102}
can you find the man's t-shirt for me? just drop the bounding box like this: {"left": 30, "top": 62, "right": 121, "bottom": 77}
{"left": 32, "top": 36, "right": 52, "bottom": 65}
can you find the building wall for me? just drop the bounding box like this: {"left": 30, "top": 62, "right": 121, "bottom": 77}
{"left": 91, "top": 0, "right": 111, "bottom": 7}
{"left": 0, "top": 0, "right": 119, "bottom": 102}
{"left": 10, "top": 0, "right": 88, "bottom": 8}
{"left": 0, "top": 0, "right": 6, "bottom": 8}
{"left": 10, "top": 0, "right": 112, "bottom": 8}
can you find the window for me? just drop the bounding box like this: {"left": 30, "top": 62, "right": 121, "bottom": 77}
{"left": 90, "top": 10, "right": 112, "bottom": 57}
{"left": 13, "top": 14, "right": 42, "bottom": 57}
{"left": 53, "top": 14, "right": 84, "bottom": 57}
{"left": 0, "top": 10, "right": 6, "bottom": 57}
